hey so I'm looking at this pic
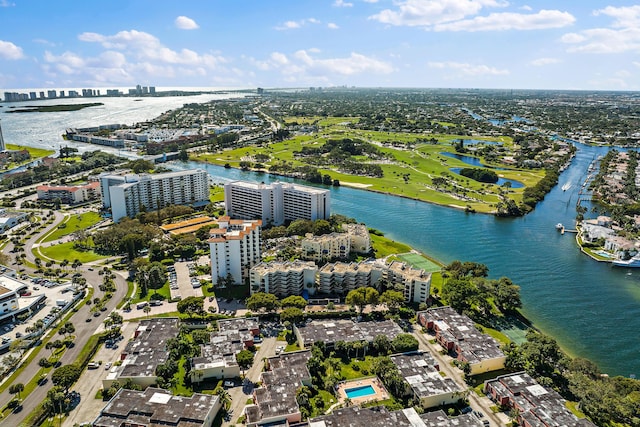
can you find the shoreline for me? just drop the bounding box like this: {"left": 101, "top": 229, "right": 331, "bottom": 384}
{"left": 192, "top": 159, "right": 495, "bottom": 216}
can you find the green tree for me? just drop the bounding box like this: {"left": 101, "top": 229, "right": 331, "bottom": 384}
{"left": 51, "top": 364, "right": 81, "bottom": 393}
{"left": 491, "top": 277, "right": 522, "bottom": 312}
{"left": 372, "top": 334, "right": 393, "bottom": 355}
{"left": 311, "top": 219, "right": 333, "bottom": 235}
{"left": 391, "top": 334, "right": 419, "bottom": 353}
{"left": 281, "top": 295, "right": 308, "bottom": 309}
{"left": 236, "top": 349, "right": 255, "bottom": 374}
{"left": 177, "top": 296, "right": 205, "bottom": 316}
{"left": 345, "top": 287, "right": 379, "bottom": 314}
{"left": 441, "top": 278, "right": 478, "bottom": 313}
{"left": 380, "top": 289, "right": 405, "bottom": 311}
{"left": 8, "top": 383, "right": 24, "bottom": 401}
{"left": 280, "top": 307, "right": 304, "bottom": 324}
{"left": 246, "top": 292, "right": 280, "bottom": 312}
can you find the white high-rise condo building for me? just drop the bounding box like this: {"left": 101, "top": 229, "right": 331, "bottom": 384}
{"left": 100, "top": 169, "right": 209, "bottom": 222}
{"left": 224, "top": 181, "right": 330, "bottom": 226}
{"left": 209, "top": 217, "right": 262, "bottom": 285}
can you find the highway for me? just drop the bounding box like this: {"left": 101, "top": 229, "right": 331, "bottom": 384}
{"left": 0, "top": 205, "right": 128, "bottom": 426}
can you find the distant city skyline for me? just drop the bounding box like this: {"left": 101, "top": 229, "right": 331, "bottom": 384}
{"left": 0, "top": 0, "right": 639, "bottom": 91}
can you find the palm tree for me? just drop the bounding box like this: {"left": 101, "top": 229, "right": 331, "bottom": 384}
{"left": 143, "top": 305, "right": 151, "bottom": 318}
{"left": 216, "top": 388, "right": 231, "bottom": 411}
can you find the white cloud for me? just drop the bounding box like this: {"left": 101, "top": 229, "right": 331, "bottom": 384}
{"left": 562, "top": 6, "right": 640, "bottom": 54}
{"left": 594, "top": 5, "right": 640, "bottom": 29}
{"left": 434, "top": 10, "right": 575, "bottom": 32}
{"left": 0, "top": 0, "right": 15, "bottom": 7}
{"left": 78, "top": 30, "right": 226, "bottom": 67}
{"left": 334, "top": 0, "right": 353, "bottom": 7}
{"left": 0, "top": 40, "right": 24, "bottom": 60}
{"left": 634, "top": 61, "right": 640, "bottom": 68}
{"left": 328, "top": 23, "right": 339, "bottom": 29}
{"left": 363, "top": 0, "right": 379, "bottom": 3}
{"left": 520, "top": 5, "right": 532, "bottom": 11}
{"left": 33, "top": 38, "right": 56, "bottom": 47}
{"left": 175, "top": 16, "right": 200, "bottom": 30}
{"left": 369, "top": 0, "right": 507, "bottom": 27}
{"left": 428, "top": 61, "right": 509, "bottom": 76}
{"left": 275, "top": 18, "right": 321, "bottom": 30}
{"left": 255, "top": 50, "right": 393, "bottom": 82}
{"left": 530, "top": 57, "right": 560, "bottom": 66}
{"left": 43, "top": 29, "right": 234, "bottom": 85}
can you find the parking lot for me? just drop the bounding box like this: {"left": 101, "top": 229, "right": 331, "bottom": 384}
{"left": 169, "top": 262, "right": 204, "bottom": 300}
{"left": 0, "top": 275, "right": 82, "bottom": 352}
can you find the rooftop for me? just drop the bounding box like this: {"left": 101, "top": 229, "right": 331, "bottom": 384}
{"left": 486, "top": 372, "right": 596, "bottom": 427}
{"left": 94, "top": 387, "right": 219, "bottom": 427}
{"left": 390, "top": 352, "right": 463, "bottom": 399}
{"left": 246, "top": 351, "right": 312, "bottom": 425}
{"left": 119, "top": 318, "right": 180, "bottom": 378}
{"left": 418, "top": 307, "right": 505, "bottom": 364}
{"left": 296, "top": 319, "right": 403, "bottom": 348}
{"left": 309, "top": 406, "right": 484, "bottom": 427}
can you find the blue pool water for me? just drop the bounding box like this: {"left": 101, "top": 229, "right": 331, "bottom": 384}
{"left": 345, "top": 385, "right": 375, "bottom": 399}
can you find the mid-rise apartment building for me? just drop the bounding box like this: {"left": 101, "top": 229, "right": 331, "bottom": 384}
{"left": 250, "top": 260, "right": 317, "bottom": 297}
{"left": 301, "top": 232, "right": 351, "bottom": 262}
{"left": 100, "top": 169, "right": 209, "bottom": 222}
{"left": 36, "top": 181, "right": 100, "bottom": 204}
{"left": 209, "top": 217, "right": 261, "bottom": 285}
{"left": 224, "top": 180, "right": 330, "bottom": 226}
{"left": 249, "top": 259, "right": 431, "bottom": 303}
{"left": 317, "top": 261, "right": 384, "bottom": 296}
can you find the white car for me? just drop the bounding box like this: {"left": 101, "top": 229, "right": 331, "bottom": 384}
{"left": 105, "top": 362, "right": 112, "bottom": 370}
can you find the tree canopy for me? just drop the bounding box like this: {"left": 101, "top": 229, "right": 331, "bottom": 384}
{"left": 51, "top": 364, "right": 81, "bottom": 392}
{"left": 246, "top": 292, "right": 280, "bottom": 312}
{"left": 345, "top": 287, "right": 379, "bottom": 314}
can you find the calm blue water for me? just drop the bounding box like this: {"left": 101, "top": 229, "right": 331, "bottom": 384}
{"left": 449, "top": 167, "right": 523, "bottom": 188}
{"left": 461, "top": 139, "right": 503, "bottom": 146}
{"left": 345, "top": 385, "right": 376, "bottom": 399}
{"left": 440, "top": 152, "right": 508, "bottom": 170}
{"left": 176, "top": 143, "right": 640, "bottom": 377}
{"left": 2, "top": 97, "right": 638, "bottom": 377}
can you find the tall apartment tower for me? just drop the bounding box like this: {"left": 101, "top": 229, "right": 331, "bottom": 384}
{"left": 0, "top": 119, "right": 6, "bottom": 151}
{"left": 100, "top": 169, "right": 209, "bottom": 222}
{"left": 224, "top": 181, "right": 330, "bottom": 226}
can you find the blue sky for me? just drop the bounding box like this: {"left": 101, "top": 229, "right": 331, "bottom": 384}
{"left": 0, "top": 0, "right": 639, "bottom": 91}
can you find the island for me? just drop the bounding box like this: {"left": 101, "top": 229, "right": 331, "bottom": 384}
{"left": 6, "top": 102, "right": 104, "bottom": 113}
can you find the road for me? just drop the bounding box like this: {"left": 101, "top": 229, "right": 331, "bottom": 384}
{"left": 223, "top": 337, "right": 278, "bottom": 426}
{"left": 411, "top": 326, "right": 509, "bottom": 426}
{"left": 0, "top": 209, "right": 128, "bottom": 426}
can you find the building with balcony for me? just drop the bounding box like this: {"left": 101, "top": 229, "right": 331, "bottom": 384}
{"left": 36, "top": 181, "right": 100, "bottom": 205}
{"left": 209, "top": 217, "right": 261, "bottom": 285}
{"left": 301, "top": 232, "right": 351, "bottom": 262}
{"left": 317, "top": 261, "right": 384, "bottom": 296}
{"left": 250, "top": 260, "right": 317, "bottom": 297}
{"left": 224, "top": 181, "right": 330, "bottom": 226}
{"left": 100, "top": 169, "right": 209, "bottom": 222}
{"left": 385, "top": 261, "right": 431, "bottom": 304}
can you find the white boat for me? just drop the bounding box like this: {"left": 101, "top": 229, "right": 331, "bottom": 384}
{"left": 555, "top": 223, "right": 563, "bottom": 230}
{"left": 612, "top": 256, "right": 640, "bottom": 268}
{"left": 561, "top": 183, "right": 571, "bottom": 191}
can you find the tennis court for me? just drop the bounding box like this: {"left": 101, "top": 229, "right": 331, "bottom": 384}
{"left": 493, "top": 316, "right": 530, "bottom": 344}
{"left": 396, "top": 252, "right": 442, "bottom": 273}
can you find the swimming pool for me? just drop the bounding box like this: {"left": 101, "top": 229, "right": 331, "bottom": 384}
{"left": 344, "top": 385, "right": 375, "bottom": 399}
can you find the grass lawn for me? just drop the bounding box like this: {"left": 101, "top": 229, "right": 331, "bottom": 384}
{"left": 39, "top": 241, "right": 108, "bottom": 263}
{"left": 42, "top": 212, "right": 102, "bottom": 243}
{"left": 130, "top": 281, "right": 172, "bottom": 303}
{"left": 371, "top": 234, "right": 412, "bottom": 258}
{"left": 339, "top": 356, "right": 375, "bottom": 380}
{"left": 309, "top": 389, "right": 337, "bottom": 417}
{"left": 193, "top": 125, "right": 542, "bottom": 214}
{"left": 6, "top": 144, "right": 55, "bottom": 159}
{"left": 213, "top": 285, "right": 251, "bottom": 300}
{"left": 285, "top": 342, "right": 300, "bottom": 352}
{"left": 565, "top": 401, "right": 587, "bottom": 418}
{"left": 171, "top": 356, "right": 193, "bottom": 396}
{"left": 209, "top": 185, "right": 225, "bottom": 203}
